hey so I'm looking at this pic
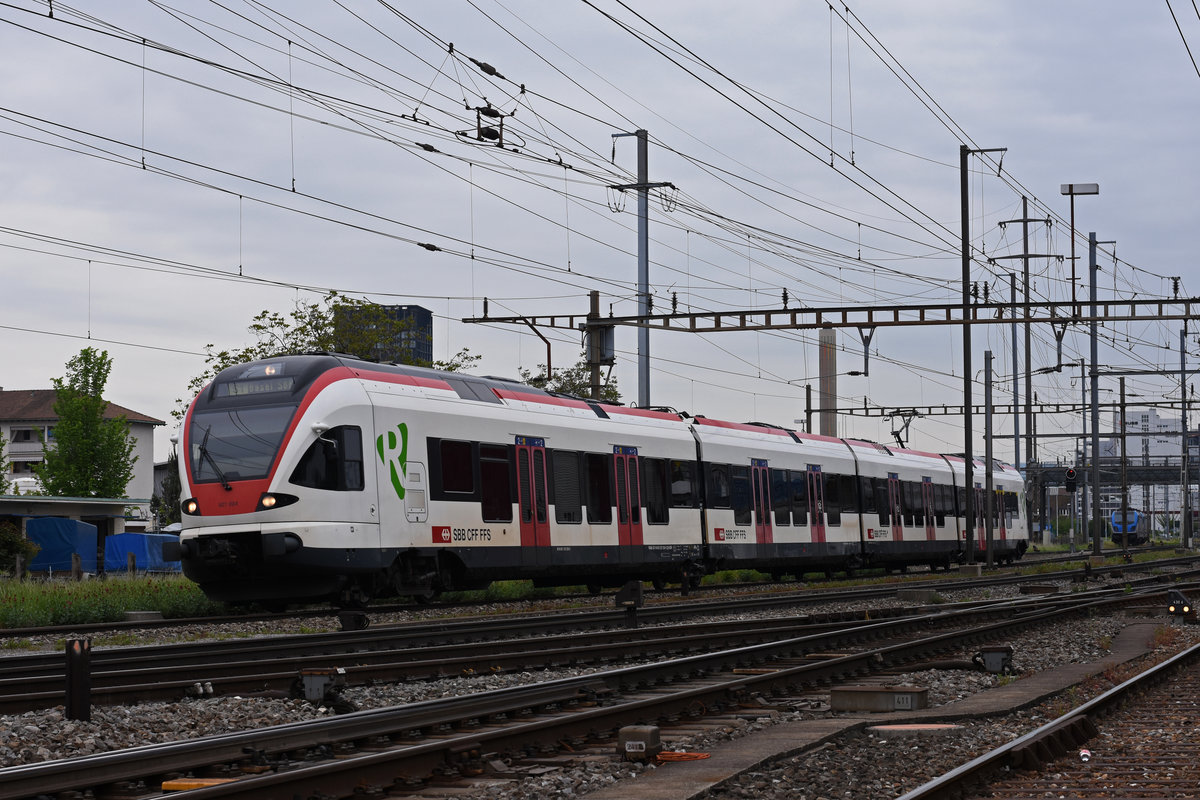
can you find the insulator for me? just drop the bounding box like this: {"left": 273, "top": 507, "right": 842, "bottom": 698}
{"left": 478, "top": 126, "right": 501, "bottom": 141}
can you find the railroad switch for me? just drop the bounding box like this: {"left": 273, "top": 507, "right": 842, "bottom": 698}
{"left": 618, "top": 725, "right": 662, "bottom": 762}
{"left": 973, "top": 645, "right": 1015, "bottom": 675}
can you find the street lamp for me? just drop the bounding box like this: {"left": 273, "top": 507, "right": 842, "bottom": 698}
{"left": 1060, "top": 183, "right": 1099, "bottom": 312}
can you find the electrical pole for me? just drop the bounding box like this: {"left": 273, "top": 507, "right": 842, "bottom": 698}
{"left": 1089, "top": 232, "right": 1103, "bottom": 557}
{"left": 985, "top": 350, "right": 995, "bottom": 568}
{"left": 610, "top": 130, "right": 672, "bottom": 409}
{"left": 1183, "top": 324, "right": 1192, "bottom": 547}
{"left": 1120, "top": 377, "right": 1129, "bottom": 552}
{"left": 961, "top": 145, "right": 1006, "bottom": 565}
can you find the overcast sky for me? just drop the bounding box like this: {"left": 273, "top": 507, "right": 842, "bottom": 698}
{"left": 2, "top": 1, "right": 1198, "bottom": 466}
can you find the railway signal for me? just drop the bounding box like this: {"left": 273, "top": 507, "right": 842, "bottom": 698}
{"left": 1064, "top": 467, "right": 1077, "bottom": 493}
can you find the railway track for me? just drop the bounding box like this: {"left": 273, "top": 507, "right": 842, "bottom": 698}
{"left": 1, "top": 567, "right": 1190, "bottom": 713}
{"left": 899, "top": 624, "right": 1200, "bottom": 800}
{"left": 0, "top": 587, "right": 1177, "bottom": 800}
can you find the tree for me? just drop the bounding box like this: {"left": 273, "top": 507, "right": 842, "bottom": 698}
{"left": 176, "top": 292, "right": 480, "bottom": 420}
{"left": 36, "top": 348, "right": 136, "bottom": 498}
{"left": 519, "top": 353, "right": 621, "bottom": 404}
{"left": 151, "top": 450, "right": 182, "bottom": 528}
{"left": 0, "top": 519, "right": 37, "bottom": 575}
{"left": 0, "top": 430, "right": 8, "bottom": 495}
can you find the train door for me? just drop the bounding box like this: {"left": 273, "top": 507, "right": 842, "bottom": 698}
{"left": 751, "top": 459, "right": 773, "bottom": 544}
{"left": 973, "top": 485, "right": 986, "bottom": 550}
{"left": 515, "top": 436, "right": 551, "bottom": 564}
{"left": 807, "top": 466, "right": 826, "bottom": 544}
{"left": 921, "top": 477, "right": 936, "bottom": 541}
{"left": 613, "top": 446, "right": 643, "bottom": 554}
{"left": 996, "top": 489, "right": 1008, "bottom": 541}
{"left": 887, "top": 473, "right": 903, "bottom": 541}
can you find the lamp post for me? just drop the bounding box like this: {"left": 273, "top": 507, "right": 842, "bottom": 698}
{"left": 1060, "top": 183, "right": 1099, "bottom": 314}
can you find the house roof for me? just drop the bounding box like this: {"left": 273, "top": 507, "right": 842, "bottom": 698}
{"left": 0, "top": 390, "right": 164, "bottom": 426}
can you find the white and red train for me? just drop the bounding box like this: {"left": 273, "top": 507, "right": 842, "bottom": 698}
{"left": 170, "top": 353, "right": 1028, "bottom": 607}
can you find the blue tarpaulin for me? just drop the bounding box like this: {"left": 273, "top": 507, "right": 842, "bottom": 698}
{"left": 26, "top": 517, "right": 98, "bottom": 573}
{"left": 104, "top": 532, "right": 182, "bottom": 572}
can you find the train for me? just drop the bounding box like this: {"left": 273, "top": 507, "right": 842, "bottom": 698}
{"left": 1110, "top": 509, "right": 1148, "bottom": 546}
{"left": 168, "top": 353, "right": 1028, "bottom": 610}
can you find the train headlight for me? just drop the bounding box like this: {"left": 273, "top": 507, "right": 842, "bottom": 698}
{"left": 257, "top": 492, "right": 299, "bottom": 511}
{"left": 182, "top": 498, "right": 200, "bottom": 516}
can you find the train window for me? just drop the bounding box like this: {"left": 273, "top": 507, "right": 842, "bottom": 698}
{"left": 790, "top": 471, "right": 808, "bottom": 526}
{"left": 901, "top": 481, "right": 917, "bottom": 526}
{"left": 934, "top": 483, "right": 950, "bottom": 527}
{"left": 480, "top": 444, "right": 513, "bottom": 522}
{"left": 288, "top": 425, "right": 364, "bottom": 491}
{"left": 628, "top": 458, "right": 641, "bottom": 525}
{"left": 707, "top": 464, "right": 732, "bottom": 508}
{"left": 341, "top": 428, "right": 364, "bottom": 491}
{"left": 643, "top": 458, "right": 669, "bottom": 525}
{"left": 552, "top": 450, "right": 582, "bottom": 524}
{"left": 585, "top": 453, "right": 613, "bottom": 524}
{"left": 615, "top": 458, "right": 628, "bottom": 525}
{"left": 731, "top": 466, "right": 752, "bottom": 526}
{"left": 1004, "top": 490, "right": 1019, "bottom": 526}
{"left": 874, "top": 479, "right": 890, "bottom": 527}
{"left": 770, "top": 468, "right": 790, "bottom": 526}
{"left": 669, "top": 460, "right": 698, "bottom": 508}
{"left": 440, "top": 440, "right": 474, "bottom": 494}
{"left": 533, "top": 450, "right": 548, "bottom": 524}
{"left": 824, "top": 474, "right": 843, "bottom": 527}
{"left": 858, "top": 477, "right": 876, "bottom": 515}
{"left": 517, "top": 449, "right": 533, "bottom": 523}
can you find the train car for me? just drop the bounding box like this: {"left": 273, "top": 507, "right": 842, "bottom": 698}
{"left": 170, "top": 353, "right": 1028, "bottom": 609}
{"left": 1110, "top": 509, "right": 1146, "bottom": 546}
{"left": 942, "top": 455, "right": 1027, "bottom": 564}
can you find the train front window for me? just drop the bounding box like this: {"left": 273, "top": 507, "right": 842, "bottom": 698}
{"left": 189, "top": 405, "right": 296, "bottom": 483}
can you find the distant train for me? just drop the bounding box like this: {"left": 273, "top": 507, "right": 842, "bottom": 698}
{"left": 1110, "top": 509, "right": 1148, "bottom": 546}
{"left": 168, "top": 354, "right": 1028, "bottom": 609}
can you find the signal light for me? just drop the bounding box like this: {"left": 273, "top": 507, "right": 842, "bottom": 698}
{"left": 1064, "top": 467, "right": 1078, "bottom": 493}
{"left": 1169, "top": 590, "right": 1191, "bottom": 615}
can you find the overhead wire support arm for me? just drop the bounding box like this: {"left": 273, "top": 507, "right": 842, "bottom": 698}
{"left": 462, "top": 296, "right": 1200, "bottom": 333}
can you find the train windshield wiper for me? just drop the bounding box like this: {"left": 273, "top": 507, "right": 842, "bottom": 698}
{"left": 198, "top": 425, "right": 232, "bottom": 491}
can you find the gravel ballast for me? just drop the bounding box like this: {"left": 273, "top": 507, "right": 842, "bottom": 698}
{"left": 0, "top": 581, "right": 1195, "bottom": 800}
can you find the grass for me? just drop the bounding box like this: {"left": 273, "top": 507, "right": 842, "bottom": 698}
{"left": 0, "top": 574, "right": 223, "bottom": 628}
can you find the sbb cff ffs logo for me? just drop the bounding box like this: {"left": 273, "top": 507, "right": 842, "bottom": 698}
{"left": 1064, "top": 468, "right": 1078, "bottom": 493}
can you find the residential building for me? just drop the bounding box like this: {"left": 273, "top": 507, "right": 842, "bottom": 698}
{"left": 0, "top": 389, "right": 164, "bottom": 510}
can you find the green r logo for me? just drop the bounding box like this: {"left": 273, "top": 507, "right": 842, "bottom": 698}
{"left": 375, "top": 422, "right": 409, "bottom": 500}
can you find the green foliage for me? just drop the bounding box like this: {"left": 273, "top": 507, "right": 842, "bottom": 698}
{"left": 0, "top": 429, "right": 8, "bottom": 495}
{"left": 440, "top": 580, "right": 582, "bottom": 604}
{"left": 518, "top": 352, "right": 621, "bottom": 403}
{"left": 36, "top": 348, "right": 136, "bottom": 498}
{"left": 0, "top": 575, "right": 222, "bottom": 627}
{"left": 175, "top": 292, "right": 482, "bottom": 421}
{"left": 151, "top": 450, "right": 182, "bottom": 527}
{"left": 0, "top": 520, "right": 38, "bottom": 575}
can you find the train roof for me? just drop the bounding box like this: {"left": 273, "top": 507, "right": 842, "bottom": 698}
{"left": 232, "top": 354, "right": 1022, "bottom": 473}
